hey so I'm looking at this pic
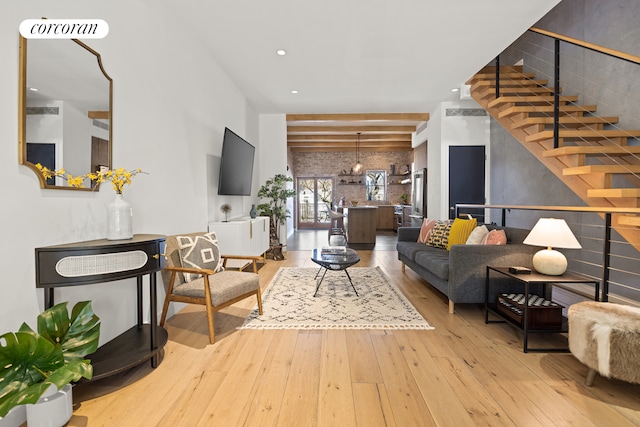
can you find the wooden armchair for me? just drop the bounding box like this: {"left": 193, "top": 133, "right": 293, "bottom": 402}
{"left": 160, "top": 232, "right": 263, "bottom": 344}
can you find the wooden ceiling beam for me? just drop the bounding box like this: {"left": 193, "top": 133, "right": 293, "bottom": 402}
{"left": 286, "top": 112, "right": 430, "bottom": 122}
{"left": 88, "top": 111, "right": 109, "bottom": 119}
{"left": 288, "top": 134, "right": 411, "bottom": 142}
{"left": 287, "top": 125, "right": 417, "bottom": 133}
{"left": 285, "top": 112, "right": 427, "bottom": 152}
{"left": 289, "top": 145, "right": 414, "bottom": 153}
{"left": 287, "top": 141, "right": 412, "bottom": 148}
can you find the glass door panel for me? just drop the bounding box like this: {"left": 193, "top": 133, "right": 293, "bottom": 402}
{"left": 297, "top": 177, "right": 334, "bottom": 229}
{"left": 298, "top": 178, "right": 316, "bottom": 226}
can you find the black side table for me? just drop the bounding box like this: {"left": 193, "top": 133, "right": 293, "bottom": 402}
{"left": 485, "top": 266, "right": 600, "bottom": 353}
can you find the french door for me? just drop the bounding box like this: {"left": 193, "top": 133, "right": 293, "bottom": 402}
{"left": 297, "top": 177, "right": 334, "bottom": 229}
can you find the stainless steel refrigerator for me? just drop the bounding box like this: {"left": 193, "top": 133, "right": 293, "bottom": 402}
{"left": 410, "top": 168, "right": 427, "bottom": 226}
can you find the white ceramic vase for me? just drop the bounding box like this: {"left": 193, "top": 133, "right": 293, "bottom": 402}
{"left": 107, "top": 193, "right": 133, "bottom": 240}
{"left": 26, "top": 384, "right": 73, "bottom": 427}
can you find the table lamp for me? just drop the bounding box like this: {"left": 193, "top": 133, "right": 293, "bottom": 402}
{"left": 523, "top": 218, "right": 582, "bottom": 275}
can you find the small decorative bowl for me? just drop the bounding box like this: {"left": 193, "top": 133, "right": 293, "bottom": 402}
{"left": 350, "top": 201, "right": 358, "bottom": 207}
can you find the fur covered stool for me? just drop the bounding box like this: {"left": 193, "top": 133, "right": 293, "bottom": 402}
{"left": 568, "top": 301, "right": 640, "bottom": 386}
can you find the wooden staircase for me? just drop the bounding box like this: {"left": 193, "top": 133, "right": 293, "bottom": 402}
{"left": 468, "top": 65, "right": 640, "bottom": 248}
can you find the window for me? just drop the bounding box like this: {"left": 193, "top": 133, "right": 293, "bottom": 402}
{"left": 365, "top": 170, "right": 386, "bottom": 201}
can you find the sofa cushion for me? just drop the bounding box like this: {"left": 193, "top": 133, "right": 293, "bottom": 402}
{"left": 397, "top": 241, "right": 430, "bottom": 262}
{"left": 447, "top": 217, "right": 477, "bottom": 250}
{"left": 414, "top": 247, "right": 450, "bottom": 281}
{"left": 426, "top": 220, "right": 452, "bottom": 249}
{"left": 173, "top": 270, "right": 259, "bottom": 306}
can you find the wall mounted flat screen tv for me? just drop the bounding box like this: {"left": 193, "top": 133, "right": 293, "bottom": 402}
{"left": 218, "top": 127, "right": 255, "bottom": 196}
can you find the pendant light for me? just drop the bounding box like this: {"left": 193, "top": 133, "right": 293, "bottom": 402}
{"left": 353, "top": 132, "right": 363, "bottom": 173}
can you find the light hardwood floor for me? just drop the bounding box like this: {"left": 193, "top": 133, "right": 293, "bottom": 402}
{"left": 69, "top": 246, "right": 640, "bottom": 426}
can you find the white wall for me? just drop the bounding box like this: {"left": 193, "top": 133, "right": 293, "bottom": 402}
{"left": 0, "top": 2, "right": 267, "bottom": 344}
{"left": 424, "top": 104, "right": 442, "bottom": 219}
{"left": 258, "top": 114, "right": 291, "bottom": 242}
{"left": 425, "top": 100, "right": 490, "bottom": 220}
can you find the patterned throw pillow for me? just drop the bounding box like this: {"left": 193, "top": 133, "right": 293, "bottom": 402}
{"left": 417, "top": 218, "right": 438, "bottom": 244}
{"left": 426, "top": 220, "right": 452, "bottom": 249}
{"left": 176, "top": 232, "right": 224, "bottom": 282}
{"left": 481, "top": 229, "right": 507, "bottom": 245}
{"left": 447, "top": 217, "right": 478, "bottom": 250}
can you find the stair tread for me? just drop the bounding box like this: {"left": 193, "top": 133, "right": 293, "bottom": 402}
{"left": 476, "top": 87, "right": 560, "bottom": 100}
{"left": 544, "top": 145, "right": 640, "bottom": 157}
{"left": 527, "top": 130, "right": 640, "bottom": 143}
{"left": 511, "top": 116, "right": 618, "bottom": 129}
{"left": 588, "top": 188, "right": 640, "bottom": 197}
{"left": 471, "top": 79, "right": 549, "bottom": 91}
{"left": 476, "top": 65, "right": 524, "bottom": 74}
{"left": 488, "top": 95, "right": 579, "bottom": 108}
{"left": 467, "top": 72, "right": 537, "bottom": 85}
{"left": 564, "top": 165, "right": 640, "bottom": 175}
{"left": 498, "top": 105, "right": 597, "bottom": 119}
{"left": 618, "top": 215, "right": 640, "bottom": 226}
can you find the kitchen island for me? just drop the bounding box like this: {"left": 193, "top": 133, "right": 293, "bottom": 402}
{"left": 343, "top": 206, "right": 377, "bottom": 246}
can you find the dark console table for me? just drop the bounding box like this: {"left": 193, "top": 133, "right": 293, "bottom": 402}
{"left": 35, "top": 234, "right": 167, "bottom": 380}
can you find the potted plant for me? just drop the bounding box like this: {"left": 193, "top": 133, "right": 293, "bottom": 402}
{"left": 0, "top": 301, "right": 100, "bottom": 426}
{"left": 257, "top": 174, "right": 296, "bottom": 260}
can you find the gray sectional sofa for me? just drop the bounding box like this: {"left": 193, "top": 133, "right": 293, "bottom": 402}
{"left": 396, "top": 224, "right": 540, "bottom": 313}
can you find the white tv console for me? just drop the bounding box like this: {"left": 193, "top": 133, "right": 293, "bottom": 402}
{"left": 208, "top": 216, "right": 270, "bottom": 262}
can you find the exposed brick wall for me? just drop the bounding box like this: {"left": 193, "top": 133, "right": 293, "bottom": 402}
{"left": 290, "top": 151, "right": 414, "bottom": 205}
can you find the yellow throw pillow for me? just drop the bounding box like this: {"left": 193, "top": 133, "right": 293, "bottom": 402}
{"left": 447, "top": 217, "right": 478, "bottom": 250}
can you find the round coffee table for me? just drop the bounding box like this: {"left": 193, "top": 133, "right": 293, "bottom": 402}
{"left": 310, "top": 247, "right": 360, "bottom": 297}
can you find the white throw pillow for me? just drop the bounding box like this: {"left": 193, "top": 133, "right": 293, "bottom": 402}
{"left": 466, "top": 225, "right": 489, "bottom": 244}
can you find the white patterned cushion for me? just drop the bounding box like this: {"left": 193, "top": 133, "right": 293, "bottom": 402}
{"left": 176, "top": 232, "right": 224, "bottom": 282}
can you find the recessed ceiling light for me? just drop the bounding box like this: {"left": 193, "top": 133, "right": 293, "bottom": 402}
{"left": 276, "top": 49, "right": 287, "bottom": 56}
{"left": 451, "top": 88, "right": 459, "bottom": 92}
{"left": 290, "top": 90, "right": 299, "bottom": 94}
{"left": 28, "top": 87, "right": 39, "bottom": 92}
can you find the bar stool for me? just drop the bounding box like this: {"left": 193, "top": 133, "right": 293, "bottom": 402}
{"left": 325, "top": 203, "right": 347, "bottom": 245}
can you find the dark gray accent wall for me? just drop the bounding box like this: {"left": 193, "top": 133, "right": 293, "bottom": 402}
{"left": 488, "top": 0, "right": 640, "bottom": 303}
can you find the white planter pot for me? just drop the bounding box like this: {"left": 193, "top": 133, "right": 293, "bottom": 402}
{"left": 26, "top": 384, "right": 73, "bottom": 427}
{"left": 0, "top": 404, "right": 26, "bottom": 427}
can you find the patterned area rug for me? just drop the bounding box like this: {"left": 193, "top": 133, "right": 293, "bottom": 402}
{"left": 240, "top": 266, "right": 434, "bottom": 330}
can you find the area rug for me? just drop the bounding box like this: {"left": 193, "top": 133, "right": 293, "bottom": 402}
{"left": 240, "top": 266, "right": 434, "bottom": 330}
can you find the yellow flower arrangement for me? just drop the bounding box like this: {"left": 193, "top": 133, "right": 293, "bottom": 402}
{"left": 35, "top": 164, "right": 146, "bottom": 194}
{"left": 89, "top": 167, "right": 145, "bottom": 194}
{"left": 35, "top": 164, "right": 86, "bottom": 188}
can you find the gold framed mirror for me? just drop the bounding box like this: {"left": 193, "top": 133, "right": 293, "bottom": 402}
{"left": 18, "top": 35, "right": 112, "bottom": 190}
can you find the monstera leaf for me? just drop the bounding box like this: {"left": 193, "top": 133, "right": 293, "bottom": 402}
{"left": 30, "top": 300, "right": 101, "bottom": 362}
{"left": 0, "top": 301, "right": 100, "bottom": 418}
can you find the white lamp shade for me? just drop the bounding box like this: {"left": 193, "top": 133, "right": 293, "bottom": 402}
{"left": 524, "top": 218, "right": 581, "bottom": 276}
{"left": 523, "top": 218, "right": 581, "bottom": 249}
